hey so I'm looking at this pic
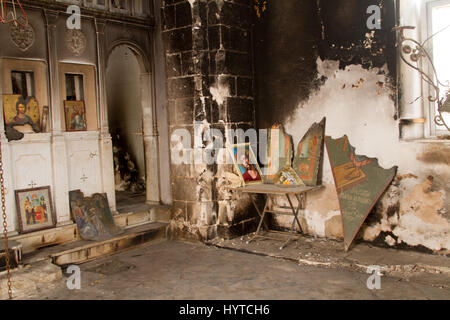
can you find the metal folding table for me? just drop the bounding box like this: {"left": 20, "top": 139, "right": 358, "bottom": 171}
{"left": 235, "top": 184, "right": 322, "bottom": 249}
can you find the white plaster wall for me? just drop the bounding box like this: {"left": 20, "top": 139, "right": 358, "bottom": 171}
{"left": 65, "top": 132, "right": 103, "bottom": 196}
{"left": 286, "top": 58, "right": 424, "bottom": 176}
{"left": 2, "top": 135, "right": 54, "bottom": 234}
{"left": 281, "top": 58, "right": 450, "bottom": 251}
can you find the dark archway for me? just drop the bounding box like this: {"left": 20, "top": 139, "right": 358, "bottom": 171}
{"left": 106, "top": 43, "right": 159, "bottom": 211}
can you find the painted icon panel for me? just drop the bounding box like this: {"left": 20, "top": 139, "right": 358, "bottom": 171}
{"left": 3, "top": 94, "right": 41, "bottom": 133}
{"left": 228, "top": 143, "right": 263, "bottom": 186}
{"left": 273, "top": 165, "right": 305, "bottom": 187}
{"left": 69, "top": 190, "right": 122, "bottom": 241}
{"left": 266, "top": 124, "right": 294, "bottom": 182}
{"left": 64, "top": 100, "right": 87, "bottom": 132}
{"left": 293, "top": 118, "right": 326, "bottom": 186}
{"left": 325, "top": 135, "right": 397, "bottom": 251}
{"left": 15, "top": 186, "right": 56, "bottom": 234}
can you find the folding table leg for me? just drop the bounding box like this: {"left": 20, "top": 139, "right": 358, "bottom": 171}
{"left": 293, "top": 193, "right": 306, "bottom": 231}
{"left": 279, "top": 193, "right": 304, "bottom": 250}
{"left": 250, "top": 194, "right": 269, "bottom": 231}
{"left": 246, "top": 194, "right": 272, "bottom": 244}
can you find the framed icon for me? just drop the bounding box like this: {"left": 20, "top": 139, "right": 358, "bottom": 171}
{"left": 64, "top": 100, "right": 87, "bottom": 132}
{"left": 15, "top": 186, "right": 56, "bottom": 234}
{"left": 227, "top": 143, "right": 263, "bottom": 186}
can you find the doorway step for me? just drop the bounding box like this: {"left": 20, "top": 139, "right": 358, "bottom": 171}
{"left": 7, "top": 204, "right": 171, "bottom": 255}
{"left": 24, "top": 221, "right": 168, "bottom": 266}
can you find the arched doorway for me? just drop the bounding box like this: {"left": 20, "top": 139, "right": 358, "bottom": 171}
{"left": 106, "top": 43, "right": 160, "bottom": 211}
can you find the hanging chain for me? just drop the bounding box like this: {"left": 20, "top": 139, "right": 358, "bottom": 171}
{"left": 0, "top": 137, "right": 13, "bottom": 299}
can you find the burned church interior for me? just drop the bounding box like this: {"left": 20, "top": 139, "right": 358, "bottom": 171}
{"left": 0, "top": 0, "right": 449, "bottom": 303}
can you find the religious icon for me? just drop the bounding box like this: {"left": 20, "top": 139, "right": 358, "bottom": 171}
{"left": 64, "top": 100, "right": 87, "bottom": 132}
{"left": 265, "top": 124, "right": 294, "bottom": 181}
{"left": 69, "top": 190, "right": 122, "bottom": 241}
{"left": 15, "top": 186, "right": 56, "bottom": 234}
{"left": 293, "top": 118, "right": 326, "bottom": 186}
{"left": 228, "top": 143, "right": 263, "bottom": 186}
{"left": 325, "top": 135, "right": 397, "bottom": 251}
{"left": 3, "top": 94, "right": 41, "bottom": 134}
{"left": 273, "top": 166, "right": 305, "bottom": 187}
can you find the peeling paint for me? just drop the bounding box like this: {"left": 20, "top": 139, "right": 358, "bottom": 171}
{"left": 399, "top": 177, "right": 447, "bottom": 226}
{"left": 277, "top": 57, "right": 450, "bottom": 252}
{"left": 351, "top": 78, "right": 365, "bottom": 88}
{"left": 361, "top": 176, "right": 450, "bottom": 252}
{"left": 363, "top": 31, "right": 375, "bottom": 49}
{"left": 393, "top": 213, "right": 450, "bottom": 251}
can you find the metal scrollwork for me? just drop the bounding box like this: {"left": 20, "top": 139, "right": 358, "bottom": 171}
{"left": 393, "top": 26, "right": 450, "bottom": 132}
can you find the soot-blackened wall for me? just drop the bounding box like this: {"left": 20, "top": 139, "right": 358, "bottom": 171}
{"left": 254, "top": 0, "right": 396, "bottom": 129}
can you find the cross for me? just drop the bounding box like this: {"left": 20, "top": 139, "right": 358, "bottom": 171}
{"left": 80, "top": 174, "right": 88, "bottom": 182}
{"left": 28, "top": 180, "right": 37, "bottom": 188}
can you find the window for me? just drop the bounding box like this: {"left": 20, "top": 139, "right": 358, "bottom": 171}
{"left": 65, "top": 74, "right": 84, "bottom": 101}
{"left": 84, "top": 0, "right": 106, "bottom": 8}
{"left": 111, "top": 0, "right": 128, "bottom": 11}
{"left": 427, "top": 0, "right": 450, "bottom": 135}
{"left": 133, "top": 0, "right": 143, "bottom": 16}
{"left": 398, "top": 0, "right": 450, "bottom": 138}
{"left": 11, "top": 71, "right": 35, "bottom": 98}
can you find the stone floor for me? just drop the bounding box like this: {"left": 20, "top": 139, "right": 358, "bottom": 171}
{"left": 208, "top": 231, "right": 450, "bottom": 286}
{"left": 23, "top": 240, "right": 450, "bottom": 300}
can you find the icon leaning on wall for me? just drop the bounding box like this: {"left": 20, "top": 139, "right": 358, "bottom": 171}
{"left": 228, "top": 143, "right": 263, "bottom": 187}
